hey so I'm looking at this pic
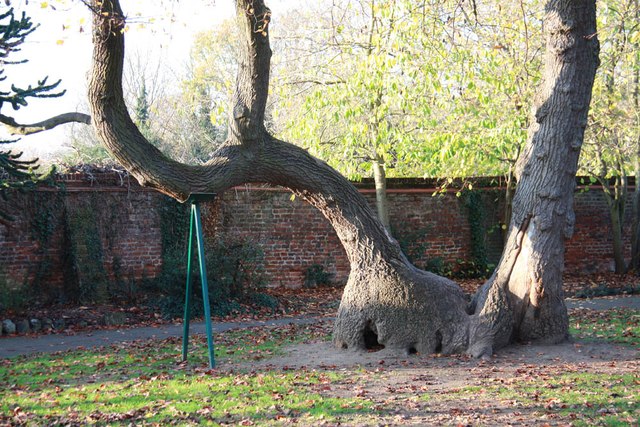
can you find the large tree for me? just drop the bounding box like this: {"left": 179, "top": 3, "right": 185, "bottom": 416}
{"left": 85, "top": 0, "right": 597, "bottom": 356}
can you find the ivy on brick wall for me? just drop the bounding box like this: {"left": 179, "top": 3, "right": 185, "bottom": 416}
{"left": 154, "top": 197, "right": 193, "bottom": 318}
{"left": 29, "top": 190, "right": 65, "bottom": 303}
{"left": 458, "top": 189, "right": 492, "bottom": 278}
{"left": 27, "top": 190, "right": 129, "bottom": 305}
{"left": 64, "top": 194, "right": 110, "bottom": 304}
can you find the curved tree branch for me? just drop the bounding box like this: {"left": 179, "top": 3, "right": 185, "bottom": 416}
{"left": 87, "top": 0, "right": 259, "bottom": 201}
{"left": 0, "top": 112, "right": 91, "bottom": 135}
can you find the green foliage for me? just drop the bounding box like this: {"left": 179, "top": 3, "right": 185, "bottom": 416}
{"left": 424, "top": 257, "right": 451, "bottom": 277}
{"left": 153, "top": 198, "right": 191, "bottom": 318}
{"left": 395, "top": 226, "right": 430, "bottom": 270}
{"left": 449, "top": 260, "right": 491, "bottom": 280}
{"left": 0, "top": 274, "right": 28, "bottom": 315}
{"left": 145, "top": 25, "right": 236, "bottom": 164}
{"left": 153, "top": 198, "right": 270, "bottom": 319}
{"left": 580, "top": 0, "right": 639, "bottom": 180}
{"left": 108, "top": 255, "right": 139, "bottom": 303}
{"left": 26, "top": 190, "right": 130, "bottom": 306}
{"left": 63, "top": 197, "right": 109, "bottom": 304}
{"left": 0, "top": 8, "right": 64, "bottom": 112}
{"left": 459, "top": 190, "right": 492, "bottom": 278}
{"left": 205, "top": 237, "right": 268, "bottom": 311}
{"left": 27, "top": 191, "right": 64, "bottom": 303}
{"left": 0, "top": 8, "right": 60, "bottom": 222}
{"left": 578, "top": 0, "right": 640, "bottom": 273}
{"left": 133, "top": 80, "right": 151, "bottom": 132}
{"left": 275, "top": 0, "right": 542, "bottom": 182}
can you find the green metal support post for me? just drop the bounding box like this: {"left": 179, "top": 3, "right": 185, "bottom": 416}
{"left": 181, "top": 194, "right": 217, "bottom": 369}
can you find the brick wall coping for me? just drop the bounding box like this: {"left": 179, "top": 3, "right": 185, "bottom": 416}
{"left": 33, "top": 172, "right": 636, "bottom": 193}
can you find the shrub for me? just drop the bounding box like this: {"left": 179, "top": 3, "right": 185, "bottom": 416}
{"left": 0, "top": 278, "right": 28, "bottom": 315}
{"left": 152, "top": 236, "right": 270, "bottom": 319}
{"left": 304, "top": 264, "right": 333, "bottom": 288}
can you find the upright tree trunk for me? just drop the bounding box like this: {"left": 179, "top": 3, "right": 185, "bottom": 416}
{"left": 597, "top": 173, "right": 628, "bottom": 274}
{"left": 469, "top": 0, "right": 599, "bottom": 357}
{"left": 610, "top": 202, "right": 626, "bottom": 274}
{"left": 503, "top": 164, "right": 516, "bottom": 245}
{"left": 372, "top": 158, "right": 391, "bottom": 232}
{"left": 632, "top": 160, "right": 640, "bottom": 273}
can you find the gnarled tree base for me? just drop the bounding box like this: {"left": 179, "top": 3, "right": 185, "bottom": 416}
{"left": 333, "top": 261, "right": 470, "bottom": 355}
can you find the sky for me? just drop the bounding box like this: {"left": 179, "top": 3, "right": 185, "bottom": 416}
{"left": 2, "top": 0, "right": 295, "bottom": 161}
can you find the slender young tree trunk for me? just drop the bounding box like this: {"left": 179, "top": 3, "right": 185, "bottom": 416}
{"left": 598, "top": 174, "right": 628, "bottom": 274}
{"left": 610, "top": 202, "right": 626, "bottom": 274}
{"left": 609, "top": 176, "right": 628, "bottom": 274}
{"left": 632, "top": 161, "right": 640, "bottom": 273}
{"left": 469, "top": 0, "right": 599, "bottom": 357}
{"left": 372, "top": 158, "right": 391, "bottom": 231}
{"left": 503, "top": 164, "right": 516, "bottom": 245}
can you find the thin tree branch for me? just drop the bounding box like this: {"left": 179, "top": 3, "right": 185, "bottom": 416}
{"left": 0, "top": 112, "right": 91, "bottom": 135}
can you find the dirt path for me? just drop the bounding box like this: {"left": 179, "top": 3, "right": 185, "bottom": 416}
{"left": 0, "top": 316, "right": 324, "bottom": 359}
{"left": 1, "top": 296, "right": 638, "bottom": 359}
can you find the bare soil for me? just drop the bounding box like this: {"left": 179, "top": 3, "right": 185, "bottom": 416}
{"left": 247, "top": 322, "right": 639, "bottom": 426}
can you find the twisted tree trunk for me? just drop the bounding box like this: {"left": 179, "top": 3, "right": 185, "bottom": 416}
{"left": 469, "top": 0, "right": 599, "bottom": 357}
{"left": 87, "top": 0, "right": 597, "bottom": 357}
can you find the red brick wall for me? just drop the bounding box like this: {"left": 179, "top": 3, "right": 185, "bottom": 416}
{"left": 212, "top": 187, "right": 351, "bottom": 287}
{"left": 0, "top": 174, "right": 632, "bottom": 294}
{"left": 0, "top": 173, "right": 164, "bottom": 297}
{"left": 565, "top": 187, "right": 632, "bottom": 274}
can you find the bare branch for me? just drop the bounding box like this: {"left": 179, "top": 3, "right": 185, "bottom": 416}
{"left": 284, "top": 79, "right": 344, "bottom": 86}
{"left": 0, "top": 112, "right": 91, "bottom": 135}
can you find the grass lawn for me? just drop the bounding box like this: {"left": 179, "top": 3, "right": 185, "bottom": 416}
{"left": 1, "top": 310, "right": 638, "bottom": 426}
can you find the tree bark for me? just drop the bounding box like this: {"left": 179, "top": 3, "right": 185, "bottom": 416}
{"left": 503, "top": 164, "right": 516, "bottom": 245}
{"left": 632, "top": 158, "right": 640, "bottom": 273}
{"left": 469, "top": 0, "right": 599, "bottom": 357}
{"left": 596, "top": 173, "right": 628, "bottom": 274}
{"left": 607, "top": 175, "right": 628, "bottom": 274}
{"left": 610, "top": 199, "right": 627, "bottom": 274}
